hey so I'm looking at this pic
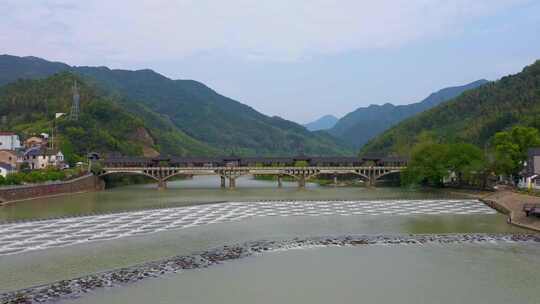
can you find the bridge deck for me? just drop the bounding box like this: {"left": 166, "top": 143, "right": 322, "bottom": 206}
{"left": 99, "top": 165, "right": 405, "bottom": 189}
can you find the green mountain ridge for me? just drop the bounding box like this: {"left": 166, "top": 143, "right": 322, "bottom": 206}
{"left": 330, "top": 79, "right": 489, "bottom": 148}
{"left": 361, "top": 60, "right": 540, "bottom": 155}
{"left": 0, "top": 55, "right": 353, "bottom": 156}
{"left": 0, "top": 73, "right": 219, "bottom": 162}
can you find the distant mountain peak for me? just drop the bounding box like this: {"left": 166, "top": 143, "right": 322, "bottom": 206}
{"left": 304, "top": 114, "right": 339, "bottom": 131}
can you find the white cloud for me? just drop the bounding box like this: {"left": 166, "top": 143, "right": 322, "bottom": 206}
{"left": 0, "top": 0, "right": 531, "bottom": 65}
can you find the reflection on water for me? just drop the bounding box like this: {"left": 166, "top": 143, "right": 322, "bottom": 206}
{"left": 0, "top": 176, "right": 479, "bottom": 221}
{"left": 67, "top": 244, "right": 540, "bottom": 304}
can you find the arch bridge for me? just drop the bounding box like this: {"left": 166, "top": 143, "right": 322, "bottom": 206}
{"left": 98, "top": 155, "right": 407, "bottom": 189}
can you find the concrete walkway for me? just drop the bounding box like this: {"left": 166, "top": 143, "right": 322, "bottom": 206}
{"left": 482, "top": 189, "right": 540, "bottom": 232}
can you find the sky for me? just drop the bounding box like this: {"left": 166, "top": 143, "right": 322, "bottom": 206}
{"left": 1, "top": 0, "right": 540, "bottom": 123}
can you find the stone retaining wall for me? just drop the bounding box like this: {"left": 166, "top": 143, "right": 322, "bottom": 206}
{"left": 0, "top": 175, "right": 105, "bottom": 204}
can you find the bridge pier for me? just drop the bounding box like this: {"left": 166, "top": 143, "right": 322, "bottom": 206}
{"left": 333, "top": 175, "right": 338, "bottom": 186}
{"left": 157, "top": 179, "right": 167, "bottom": 190}
{"left": 228, "top": 177, "right": 236, "bottom": 189}
{"left": 277, "top": 175, "right": 283, "bottom": 188}
{"left": 298, "top": 176, "right": 306, "bottom": 188}
{"left": 220, "top": 176, "right": 226, "bottom": 188}
{"left": 368, "top": 172, "right": 375, "bottom": 187}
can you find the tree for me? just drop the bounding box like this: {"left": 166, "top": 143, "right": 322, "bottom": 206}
{"left": 492, "top": 126, "right": 540, "bottom": 179}
{"left": 90, "top": 161, "right": 103, "bottom": 175}
{"left": 294, "top": 160, "right": 309, "bottom": 167}
{"left": 401, "top": 142, "right": 488, "bottom": 188}
{"left": 446, "top": 143, "right": 485, "bottom": 185}
{"left": 401, "top": 143, "right": 450, "bottom": 186}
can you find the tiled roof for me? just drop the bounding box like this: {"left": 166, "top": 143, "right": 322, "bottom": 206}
{"left": 24, "top": 147, "right": 60, "bottom": 157}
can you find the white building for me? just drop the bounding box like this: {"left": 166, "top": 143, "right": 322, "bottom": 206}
{"left": 24, "top": 147, "right": 65, "bottom": 170}
{"left": 520, "top": 148, "right": 540, "bottom": 190}
{"left": 0, "top": 132, "right": 22, "bottom": 150}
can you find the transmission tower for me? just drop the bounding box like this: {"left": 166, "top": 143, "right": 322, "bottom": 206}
{"left": 70, "top": 80, "right": 80, "bottom": 121}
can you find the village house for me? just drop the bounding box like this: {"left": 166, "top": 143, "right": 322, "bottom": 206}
{"left": 24, "top": 147, "right": 65, "bottom": 170}
{"left": 520, "top": 148, "right": 540, "bottom": 190}
{"left": 0, "top": 132, "right": 22, "bottom": 150}
{"left": 0, "top": 149, "right": 23, "bottom": 170}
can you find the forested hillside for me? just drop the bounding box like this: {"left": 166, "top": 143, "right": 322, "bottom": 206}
{"left": 0, "top": 73, "right": 218, "bottom": 163}
{"left": 0, "top": 55, "right": 353, "bottom": 156}
{"left": 361, "top": 60, "right": 540, "bottom": 155}
{"left": 330, "top": 80, "right": 488, "bottom": 148}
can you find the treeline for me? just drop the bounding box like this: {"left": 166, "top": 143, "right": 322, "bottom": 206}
{"left": 402, "top": 126, "right": 540, "bottom": 188}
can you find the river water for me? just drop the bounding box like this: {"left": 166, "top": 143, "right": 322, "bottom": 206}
{"left": 0, "top": 176, "right": 538, "bottom": 303}
{"left": 69, "top": 244, "right": 540, "bottom": 304}
{"left": 0, "top": 176, "right": 471, "bottom": 221}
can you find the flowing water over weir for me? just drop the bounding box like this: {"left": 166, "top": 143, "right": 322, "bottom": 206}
{"left": 0, "top": 178, "right": 538, "bottom": 304}
{"left": 0, "top": 200, "right": 496, "bottom": 256}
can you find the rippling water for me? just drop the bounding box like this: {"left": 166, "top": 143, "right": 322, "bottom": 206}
{"left": 0, "top": 176, "right": 536, "bottom": 303}
{"left": 67, "top": 244, "right": 540, "bottom": 304}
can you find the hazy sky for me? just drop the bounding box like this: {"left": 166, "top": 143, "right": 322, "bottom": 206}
{"left": 2, "top": 0, "right": 540, "bottom": 123}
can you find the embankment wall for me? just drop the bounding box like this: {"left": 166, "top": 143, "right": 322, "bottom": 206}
{"left": 0, "top": 175, "right": 105, "bottom": 204}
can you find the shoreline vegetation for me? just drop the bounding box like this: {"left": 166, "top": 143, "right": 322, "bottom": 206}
{"left": 0, "top": 168, "right": 86, "bottom": 187}
{"left": 2, "top": 234, "right": 539, "bottom": 304}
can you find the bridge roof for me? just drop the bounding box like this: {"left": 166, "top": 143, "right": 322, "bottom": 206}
{"left": 102, "top": 155, "right": 408, "bottom": 165}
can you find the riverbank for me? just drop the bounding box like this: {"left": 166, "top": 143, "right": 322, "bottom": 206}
{"left": 2, "top": 233, "right": 538, "bottom": 304}
{"left": 481, "top": 189, "right": 540, "bottom": 232}
{"left": 0, "top": 175, "right": 105, "bottom": 205}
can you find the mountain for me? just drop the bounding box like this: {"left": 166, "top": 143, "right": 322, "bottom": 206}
{"left": 0, "top": 73, "right": 219, "bottom": 163}
{"left": 329, "top": 79, "right": 489, "bottom": 148}
{"left": 0, "top": 56, "right": 69, "bottom": 86}
{"left": 304, "top": 115, "right": 339, "bottom": 131}
{"left": 0, "top": 55, "right": 353, "bottom": 156}
{"left": 361, "top": 60, "right": 540, "bottom": 155}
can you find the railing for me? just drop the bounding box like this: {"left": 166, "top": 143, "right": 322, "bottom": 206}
{"left": 102, "top": 166, "right": 406, "bottom": 171}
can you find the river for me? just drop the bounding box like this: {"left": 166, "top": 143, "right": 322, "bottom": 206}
{"left": 0, "top": 176, "right": 473, "bottom": 222}
{"left": 0, "top": 176, "right": 537, "bottom": 303}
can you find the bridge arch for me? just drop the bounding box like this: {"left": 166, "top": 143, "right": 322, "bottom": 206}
{"left": 99, "top": 170, "right": 160, "bottom": 182}
{"left": 350, "top": 172, "right": 370, "bottom": 182}
{"left": 374, "top": 170, "right": 402, "bottom": 181}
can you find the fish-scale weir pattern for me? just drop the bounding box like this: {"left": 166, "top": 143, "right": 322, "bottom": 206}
{"left": 0, "top": 200, "right": 496, "bottom": 256}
